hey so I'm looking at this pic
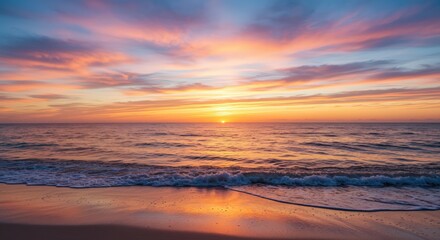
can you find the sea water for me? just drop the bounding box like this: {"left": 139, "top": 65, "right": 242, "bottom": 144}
{"left": 1, "top": 123, "right": 439, "bottom": 211}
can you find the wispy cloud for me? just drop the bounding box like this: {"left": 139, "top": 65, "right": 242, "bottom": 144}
{"left": 29, "top": 94, "right": 69, "bottom": 100}
{"left": 0, "top": 35, "right": 131, "bottom": 71}
{"left": 77, "top": 71, "right": 157, "bottom": 89}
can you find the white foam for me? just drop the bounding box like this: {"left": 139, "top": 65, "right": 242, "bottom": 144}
{"left": 2, "top": 159, "right": 440, "bottom": 211}
{"left": 230, "top": 185, "right": 440, "bottom": 211}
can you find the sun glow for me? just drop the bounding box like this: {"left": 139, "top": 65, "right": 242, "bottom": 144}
{"left": 220, "top": 120, "right": 226, "bottom": 124}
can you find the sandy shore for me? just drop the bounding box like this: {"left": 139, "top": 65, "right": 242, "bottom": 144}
{"left": 0, "top": 184, "right": 439, "bottom": 239}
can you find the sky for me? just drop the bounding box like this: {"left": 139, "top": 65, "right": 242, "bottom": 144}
{"left": 0, "top": 0, "right": 439, "bottom": 123}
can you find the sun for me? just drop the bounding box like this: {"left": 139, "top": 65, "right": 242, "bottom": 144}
{"left": 220, "top": 120, "right": 226, "bottom": 124}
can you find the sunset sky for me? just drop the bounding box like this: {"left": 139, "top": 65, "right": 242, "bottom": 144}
{"left": 0, "top": 0, "right": 439, "bottom": 122}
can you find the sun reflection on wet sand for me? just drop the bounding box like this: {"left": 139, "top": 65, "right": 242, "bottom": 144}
{"left": 1, "top": 184, "right": 439, "bottom": 239}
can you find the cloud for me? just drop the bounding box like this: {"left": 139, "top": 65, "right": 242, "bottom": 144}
{"left": 122, "top": 61, "right": 438, "bottom": 96}
{"left": 276, "top": 60, "right": 390, "bottom": 83}
{"left": 123, "top": 60, "right": 390, "bottom": 95}
{"left": 0, "top": 94, "right": 21, "bottom": 102}
{"left": 1, "top": 85, "right": 439, "bottom": 122}
{"left": 327, "top": 1, "right": 440, "bottom": 52}
{"left": 365, "top": 1, "right": 440, "bottom": 36}
{"left": 320, "top": 35, "right": 440, "bottom": 52}
{"left": 221, "top": 86, "right": 440, "bottom": 106}
{"left": 29, "top": 94, "right": 69, "bottom": 100}
{"left": 126, "top": 83, "right": 216, "bottom": 94}
{"left": 0, "top": 35, "right": 131, "bottom": 71}
{"left": 328, "top": 87, "right": 440, "bottom": 101}
{"left": 0, "top": 80, "right": 77, "bottom": 92}
{"left": 0, "top": 80, "right": 45, "bottom": 91}
{"left": 51, "top": 0, "right": 211, "bottom": 64}
{"left": 234, "top": 61, "right": 391, "bottom": 92}
{"left": 241, "top": 61, "right": 440, "bottom": 92}
{"left": 235, "top": 0, "right": 440, "bottom": 56}
{"left": 244, "top": 0, "right": 315, "bottom": 42}
{"left": 77, "top": 71, "right": 157, "bottom": 89}
{"left": 367, "top": 65, "right": 440, "bottom": 82}
{"left": 63, "top": 86, "right": 440, "bottom": 111}
{"left": 83, "top": 0, "right": 207, "bottom": 31}
{"left": 42, "top": 87, "right": 440, "bottom": 120}
{"left": 137, "top": 41, "right": 205, "bottom": 64}
{"left": 57, "top": 0, "right": 208, "bottom": 45}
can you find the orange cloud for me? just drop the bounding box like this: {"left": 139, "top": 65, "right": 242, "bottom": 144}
{"left": 0, "top": 35, "right": 132, "bottom": 73}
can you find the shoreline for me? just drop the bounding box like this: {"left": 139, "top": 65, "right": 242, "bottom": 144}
{"left": 1, "top": 184, "right": 439, "bottom": 239}
{"left": 3, "top": 182, "right": 439, "bottom": 213}
{"left": 227, "top": 188, "right": 440, "bottom": 213}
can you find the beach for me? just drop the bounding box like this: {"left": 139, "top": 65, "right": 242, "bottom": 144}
{"left": 1, "top": 184, "right": 439, "bottom": 240}
{"left": 2, "top": 0, "right": 440, "bottom": 238}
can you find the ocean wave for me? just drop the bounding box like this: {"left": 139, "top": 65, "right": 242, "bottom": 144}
{"left": 138, "top": 173, "right": 440, "bottom": 188}
{"left": 0, "top": 142, "right": 59, "bottom": 149}
{"left": 1, "top": 159, "right": 439, "bottom": 188}
{"left": 134, "top": 142, "right": 193, "bottom": 148}
{"left": 302, "top": 141, "right": 426, "bottom": 152}
{"left": 2, "top": 159, "right": 440, "bottom": 211}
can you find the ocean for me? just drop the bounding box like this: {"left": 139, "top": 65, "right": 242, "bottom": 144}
{"left": 1, "top": 123, "right": 439, "bottom": 211}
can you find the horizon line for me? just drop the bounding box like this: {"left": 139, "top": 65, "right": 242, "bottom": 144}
{"left": 1, "top": 121, "right": 439, "bottom": 124}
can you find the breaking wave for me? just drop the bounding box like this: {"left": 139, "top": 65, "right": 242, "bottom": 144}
{"left": 1, "top": 159, "right": 439, "bottom": 188}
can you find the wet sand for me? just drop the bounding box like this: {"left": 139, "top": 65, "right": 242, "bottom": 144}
{"left": 0, "top": 184, "right": 439, "bottom": 239}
